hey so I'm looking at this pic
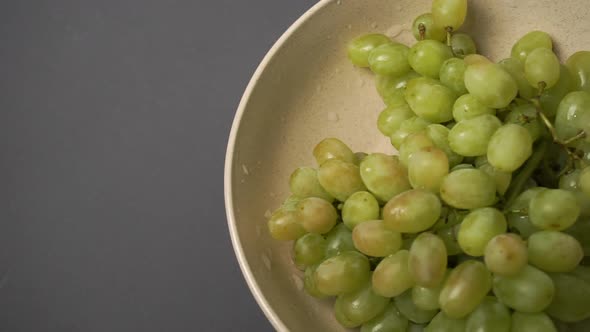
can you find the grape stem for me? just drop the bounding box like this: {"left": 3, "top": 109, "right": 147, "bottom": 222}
{"left": 418, "top": 23, "right": 426, "bottom": 40}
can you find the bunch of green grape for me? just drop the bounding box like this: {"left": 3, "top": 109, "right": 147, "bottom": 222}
{"left": 267, "top": 0, "right": 590, "bottom": 330}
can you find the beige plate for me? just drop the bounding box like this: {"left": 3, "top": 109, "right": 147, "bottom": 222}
{"left": 225, "top": 0, "right": 589, "bottom": 330}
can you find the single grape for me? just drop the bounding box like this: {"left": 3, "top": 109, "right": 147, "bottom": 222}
{"left": 289, "top": 167, "right": 334, "bottom": 201}
{"left": 335, "top": 279, "right": 390, "bottom": 328}
{"left": 448, "top": 114, "right": 502, "bottom": 157}
{"left": 440, "top": 168, "right": 497, "bottom": 209}
{"left": 304, "top": 264, "right": 328, "bottom": 299}
{"left": 353, "top": 220, "right": 402, "bottom": 257}
{"left": 383, "top": 189, "right": 442, "bottom": 233}
{"left": 478, "top": 163, "right": 512, "bottom": 195}
{"left": 377, "top": 103, "right": 415, "bottom": 137}
{"left": 408, "top": 40, "right": 453, "bottom": 79}
{"left": 399, "top": 132, "right": 435, "bottom": 166}
{"left": 296, "top": 197, "right": 338, "bottom": 234}
{"left": 439, "top": 58, "right": 467, "bottom": 95}
{"left": 465, "top": 296, "right": 511, "bottom": 332}
{"left": 431, "top": 0, "right": 468, "bottom": 31}
{"left": 281, "top": 194, "right": 301, "bottom": 212}
{"left": 566, "top": 50, "right": 590, "bottom": 92}
{"left": 313, "top": 138, "right": 357, "bottom": 165}
{"left": 267, "top": 208, "right": 306, "bottom": 241}
{"left": 511, "top": 31, "right": 552, "bottom": 64}
{"left": 565, "top": 218, "right": 590, "bottom": 256}
{"left": 314, "top": 251, "right": 371, "bottom": 296}
{"left": 412, "top": 13, "right": 446, "bottom": 42}
{"left": 450, "top": 33, "right": 476, "bottom": 59}
{"left": 318, "top": 159, "right": 367, "bottom": 202}
{"left": 524, "top": 48, "right": 560, "bottom": 89}
{"left": 464, "top": 62, "right": 518, "bottom": 108}
{"left": 408, "top": 232, "right": 447, "bottom": 289}
{"left": 372, "top": 250, "right": 415, "bottom": 297}
{"left": 555, "top": 91, "right": 590, "bottom": 144}
{"left": 511, "top": 312, "right": 557, "bottom": 332}
{"left": 499, "top": 57, "right": 536, "bottom": 100}
{"left": 452, "top": 94, "right": 495, "bottom": 122}
{"left": 529, "top": 189, "right": 580, "bottom": 231}
{"left": 395, "top": 290, "right": 439, "bottom": 324}
{"left": 404, "top": 77, "right": 456, "bottom": 123}
{"left": 458, "top": 207, "right": 507, "bottom": 256}
{"left": 348, "top": 34, "right": 392, "bottom": 67}
{"left": 503, "top": 103, "right": 544, "bottom": 142}
{"left": 546, "top": 273, "right": 590, "bottom": 322}
{"left": 390, "top": 117, "right": 431, "bottom": 149}
{"left": 435, "top": 225, "right": 463, "bottom": 256}
{"left": 439, "top": 260, "right": 492, "bottom": 319}
{"left": 342, "top": 191, "right": 380, "bottom": 230}
{"left": 425, "top": 124, "right": 464, "bottom": 167}
{"left": 412, "top": 271, "right": 448, "bottom": 311}
{"left": 294, "top": 233, "right": 327, "bottom": 268}
{"left": 487, "top": 124, "right": 533, "bottom": 172}
{"left": 361, "top": 302, "right": 410, "bottom": 332}
{"left": 359, "top": 153, "right": 411, "bottom": 202}
{"left": 376, "top": 71, "right": 421, "bottom": 106}
{"left": 464, "top": 54, "right": 492, "bottom": 66}
{"left": 527, "top": 230, "right": 583, "bottom": 273}
{"left": 369, "top": 43, "right": 412, "bottom": 77}
{"left": 484, "top": 233, "right": 528, "bottom": 277}
{"left": 571, "top": 265, "right": 590, "bottom": 284}
{"left": 540, "top": 65, "right": 575, "bottom": 117}
{"left": 408, "top": 146, "right": 450, "bottom": 192}
{"left": 492, "top": 265, "right": 554, "bottom": 313}
{"left": 324, "top": 223, "right": 355, "bottom": 258}
{"left": 425, "top": 311, "right": 466, "bottom": 332}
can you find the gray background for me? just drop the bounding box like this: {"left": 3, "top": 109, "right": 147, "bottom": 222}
{"left": 0, "top": 0, "right": 316, "bottom": 330}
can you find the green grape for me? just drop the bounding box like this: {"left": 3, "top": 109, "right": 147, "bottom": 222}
{"left": 487, "top": 124, "right": 533, "bottom": 172}
{"left": 527, "top": 231, "right": 583, "bottom": 273}
{"left": 439, "top": 260, "right": 492, "bottom": 319}
{"left": 529, "top": 189, "right": 580, "bottom": 231}
{"left": 325, "top": 223, "right": 355, "bottom": 258}
{"left": 318, "top": 159, "right": 367, "bottom": 202}
{"left": 335, "top": 280, "right": 390, "bottom": 328}
{"left": 559, "top": 170, "right": 590, "bottom": 218}
{"left": 412, "top": 271, "right": 448, "bottom": 311}
{"left": 448, "top": 114, "right": 502, "bottom": 157}
{"left": 452, "top": 94, "right": 495, "bottom": 122}
{"left": 524, "top": 48, "right": 560, "bottom": 89}
{"left": 571, "top": 265, "right": 590, "bottom": 284}
{"left": 450, "top": 164, "right": 473, "bottom": 171}
{"left": 412, "top": 13, "right": 446, "bottom": 42}
{"left": 342, "top": 191, "right": 380, "bottom": 230}
{"left": 376, "top": 71, "right": 421, "bottom": 106}
{"left": 511, "top": 312, "right": 557, "bottom": 332}
{"left": 267, "top": 208, "right": 306, "bottom": 241}
{"left": 404, "top": 77, "right": 456, "bottom": 123}
{"left": 289, "top": 167, "right": 334, "bottom": 201}
{"left": 408, "top": 147, "right": 450, "bottom": 192}
{"left": 314, "top": 251, "right": 370, "bottom": 296}
{"left": 425, "top": 311, "right": 466, "bottom": 332}
{"left": 464, "top": 62, "right": 518, "bottom": 108}
{"left": 504, "top": 103, "right": 544, "bottom": 141}
{"left": 304, "top": 264, "right": 328, "bottom": 299}
{"left": 313, "top": 138, "right": 357, "bottom": 165}
{"left": 499, "top": 57, "right": 537, "bottom": 100}
{"left": 281, "top": 194, "right": 301, "bottom": 212}
{"left": 440, "top": 58, "right": 467, "bottom": 95}
{"left": 408, "top": 40, "right": 454, "bottom": 79}
{"left": 465, "top": 296, "right": 511, "bottom": 332}
{"left": 409, "top": 233, "right": 448, "bottom": 287}
{"left": 464, "top": 54, "right": 492, "bottom": 66}
{"left": 399, "top": 132, "right": 435, "bottom": 166}
{"left": 377, "top": 103, "right": 415, "bottom": 137}
{"left": 566, "top": 51, "right": 590, "bottom": 92}
{"left": 394, "top": 290, "right": 439, "bottom": 324}
{"left": 555, "top": 91, "right": 590, "bottom": 144}
{"left": 390, "top": 117, "right": 431, "bottom": 149}
{"left": 540, "top": 65, "right": 575, "bottom": 117}
{"left": 450, "top": 33, "right": 476, "bottom": 59}
{"left": 294, "top": 233, "right": 327, "bottom": 267}
{"left": 581, "top": 167, "right": 590, "bottom": 195}
{"left": 296, "top": 197, "right": 338, "bottom": 234}
{"left": 383, "top": 189, "right": 442, "bottom": 233}
{"left": 361, "top": 302, "right": 409, "bottom": 332}
{"left": 435, "top": 225, "right": 463, "bottom": 255}
{"left": 511, "top": 31, "right": 553, "bottom": 64}
{"left": 484, "top": 233, "right": 528, "bottom": 277}
{"left": 353, "top": 220, "right": 402, "bottom": 257}
{"left": 372, "top": 250, "right": 415, "bottom": 297}
{"left": 440, "top": 168, "right": 497, "bottom": 209}
{"left": 566, "top": 220, "right": 590, "bottom": 256}
{"left": 478, "top": 163, "right": 511, "bottom": 195}
{"left": 492, "top": 265, "right": 554, "bottom": 313}
{"left": 425, "top": 124, "right": 464, "bottom": 167}
{"left": 458, "top": 207, "right": 507, "bottom": 256}
{"left": 348, "top": 34, "right": 392, "bottom": 67}
{"left": 369, "top": 43, "right": 411, "bottom": 77}
{"left": 431, "top": 0, "right": 468, "bottom": 31}
{"left": 547, "top": 273, "right": 590, "bottom": 322}
{"left": 359, "top": 153, "right": 411, "bottom": 202}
